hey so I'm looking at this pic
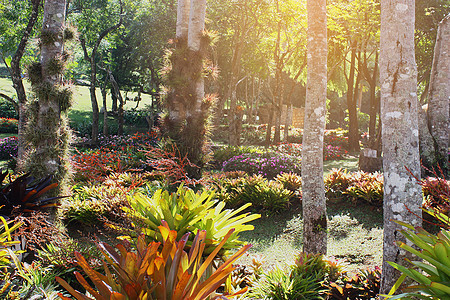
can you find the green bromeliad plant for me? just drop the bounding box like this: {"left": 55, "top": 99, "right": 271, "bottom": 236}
{"left": 385, "top": 220, "right": 450, "bottom": 299}
{"left": 124, "top": 186, "right": 260, "bottom": 256}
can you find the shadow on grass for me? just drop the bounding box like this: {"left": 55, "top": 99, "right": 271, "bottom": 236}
{"left": 238, "top": 199, "right": 383, "bottom": 272}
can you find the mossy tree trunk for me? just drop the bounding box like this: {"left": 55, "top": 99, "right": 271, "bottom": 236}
{"left": 302, "top": 0, "right": 328, "bottom": 255}
{"left": 25, "top": 0, "right": 72, "bottom": 193}
{"left": 163, "top": 0, "right": 212, "bottom": 179}
{"left": 379, "top": 0, "right": 423, "bottom": 294}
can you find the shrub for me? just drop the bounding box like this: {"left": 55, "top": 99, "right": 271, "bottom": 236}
{"left": 222, "top": 152, "right": 301, "bottom": 179}
{"left": 271, "top": 143, "right": 347, "bottom": 161}
{"left": 0, "top": 118, "right": 18, "bottom": 133}
{"left": 56, "top": 223, "right": 251, "bottom": 300}
{"left": 71, "top": 148, "right": 140, "bottom": 182}
{"left": 323, "top": 145, "right": 348, "bottom": 161}
{"left": 275, "top": 172, "right": 302, "bottom": 192}
{"left": 213, "top": 175, "right": 294, "bottom": 213}
{"left": 325, "top": 168, "right": 353, "bottom": 200}
{"left": 324, "top": 129, "right": 349, "bottom": 149}
{"left": 123, "top": 108, "right": 149, "bottom": 127}
{"left": 325, "top": 169, "right": 384, "bottom": 207}
{"left": 0, "top": 216, "right": 23, "bottom": 267}
{"left": 60, "top": 183, "right": 132, "bottom": 225}
{"left": 0, "top": 136, "right": 18, "bottom": 160}
{"left": 421, "top": 176, "right": 450, "bottom": 209}
{"left": 345, "top": 172, "right": 384, "bottom": 207}
{"left": 328, "top": 267, "right": 381, "bottom": 299}
{"left": 125, "top": 186, "right": 259, "bottom": 256}
{"left": 0, "top": 172, "right": 62, "bottom": 217}
{"left": 0, "top": 100, "right": 18, "bottom": 119}
{"left": 213, "top": 145, "right": 262, "bottom": 167}
{"left": 247, "top": 253, "right": 331, "bottom": 300}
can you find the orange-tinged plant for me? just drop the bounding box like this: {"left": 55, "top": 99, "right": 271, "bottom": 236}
{"left": 56, "top": 221, "right": 251, "bottom": 300}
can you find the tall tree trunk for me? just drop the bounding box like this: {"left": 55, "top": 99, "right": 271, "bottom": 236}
{"left": 164, "top": 0, "right": 209, "bottom": 179}
{"left": 26, "top": 0, "right": 72, "bottom": 197}
{"left": 302, "top": 0, "right": 328, "bottom": 255}
{"left": 379, "top": 0, "right": 423, "bottom": 294}
{"left": 427, "top": 14, "right": 449, "bottom": 177}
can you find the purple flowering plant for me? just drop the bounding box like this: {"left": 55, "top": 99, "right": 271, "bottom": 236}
{"left": 0, "top": 136, "right": 18, "bottom": 160}
{"left": 222, "top": 152, "right": 301, "bottom": 179}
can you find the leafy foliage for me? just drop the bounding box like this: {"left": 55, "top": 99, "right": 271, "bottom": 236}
{"left": 124, "top": 186, "right": 259, "bottom": 256}
{"left": 0, "top": 216, "right": 23, "bottom": 267}
{"left": 56, "top": 222, "right": 251, "bottom": 299}
{"left": 275, "top": 172, "right": 302, "bottom": 192}
{"left": 247, "top": 253, "right": 331, "bottom": 300}
{"left": 0, "top": 172, "right": 62, "bottom": 217}
{"left": 327, "top": 267, "right": 381, "bottom": 299}
{"left": 386, "top": 222, "right": 450, "bottom": 299}
{"left": 325, "top": 169, "right": 384, "bottom": 207}
{"left": 212, "top": 174, "right": 294, "bottom": 212}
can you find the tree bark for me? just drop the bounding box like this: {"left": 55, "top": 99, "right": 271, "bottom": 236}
{"left": 176, "top": 0, "right": 190, "bottom": 39}
{"left": 302, "top": 0, "right": 328, "bottom": 255}
{"left": 427, "top": 14, "right": 449, "bottom": 177}
{"left": 379, "top": 0, "right": 423, "bottom": 294}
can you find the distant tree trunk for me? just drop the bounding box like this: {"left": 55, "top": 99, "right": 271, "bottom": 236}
{"left": 265, "top": 106, "right": 274, "bottom": 147}
{"left": 418, "top": 105, "right": 436, "bottom": 170}
{"left": 101, "top": 76, "right": 108, "bottom": 135}
{"left": 346, "top": 40, "right": 360, "bottom": 152}
{"left": 273, "top": 4, "right": 282, "bottom": 145}
{"left": 109, "top": 73, "right": 124, "bottom": 135}
{"left": 427, "top": 14, "right": 449, "bottom": 177}
{"left": 379, "top": 0, "right": 423, "bottom": 294}
{"left": 362, "top": 51, "right": 379, "bottom": 147}
{"left": 9, "top": 0, "right": 42, "bottom": 169}
{"left": 302, "top": 0, "right": 327, "bottom": 255}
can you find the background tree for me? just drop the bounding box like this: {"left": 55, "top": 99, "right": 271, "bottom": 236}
{"left": 379, "top": 0, "right": 423, "bottom": 293}
{"left": 0, "top": 0, "right": 42, "bottom": 167}
{"left": 70, "top": 0, "right": 123, "bottom": 143}
{"left": 424, "top": 14, "right": 449, "bottom": 177}
{"left": 302, "top": 0, "right": 327, "bottom": 254}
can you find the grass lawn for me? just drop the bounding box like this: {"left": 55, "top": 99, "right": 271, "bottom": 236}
{"left": 238, "top": 156, "right": 381, "bottom": 273}
{"left": 0, "top": 77, "right": 154, "bottom": 112}
{"left": 239, "top": 200, "right": 383, "bottom": 273}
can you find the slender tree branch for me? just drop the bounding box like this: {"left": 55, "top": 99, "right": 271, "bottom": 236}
{"left": 0, "top": 93, "right": 19, "bottom": 112}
